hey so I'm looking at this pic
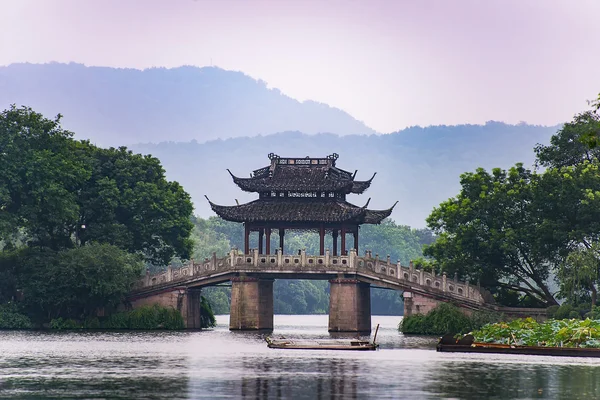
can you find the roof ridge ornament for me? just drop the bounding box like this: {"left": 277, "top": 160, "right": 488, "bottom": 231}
{"left": 268, "top": 153, "right": 279, "bottom": 160}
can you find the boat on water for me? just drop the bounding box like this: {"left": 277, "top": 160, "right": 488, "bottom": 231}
{"left": 266, "top": 325, "right": 380, "bottom": 351}
{"left": 437, "top": 334, "right": 600, "bottom": 358}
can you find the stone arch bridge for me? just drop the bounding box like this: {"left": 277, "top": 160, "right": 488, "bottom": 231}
{"left": 128, "top": 249, "right": 546, "bottom": 332}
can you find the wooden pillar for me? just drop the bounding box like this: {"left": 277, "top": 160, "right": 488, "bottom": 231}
{"left": 353, "top": 230, "right": 359, "bottom": 252}
{"left": 319, "top": 225, "right": 325, "bottom": 256}
{"left": 244, "top": 224, "right": 250, "bottom": 254}
{"left": 279, "top": 228, "right": 285, "bottom": 253}
{"left": 258, "top": 228, "right": 264, "bottom": 254}
{"left": 341, "top": 226, "right": 346, "bottom": 255}
{"left": 265, "top": 228, "right": 271, "bottom": 255}
{"left": 332, "top": 230, "right": 338, "bottom": 256}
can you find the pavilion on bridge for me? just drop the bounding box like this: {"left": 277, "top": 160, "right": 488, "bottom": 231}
{"left": 205, "top": 153, "right": 397, "bottom": 255}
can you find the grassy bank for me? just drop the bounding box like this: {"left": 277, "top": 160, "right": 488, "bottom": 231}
{"left": 1, "top": 302, "right": 216, "bottom": 330}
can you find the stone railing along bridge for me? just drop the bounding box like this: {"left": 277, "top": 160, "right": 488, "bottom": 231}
{"left": 128, "top": 249, "right": 546, "bottom": 332}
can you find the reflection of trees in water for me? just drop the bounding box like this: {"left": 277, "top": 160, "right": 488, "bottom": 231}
{"left": 239, "top": 357, "right": 359, "bottom": 399}
{"left": 425, "top": 363, "right": 600, "bottom": 399}
{"left": 555, "top": 366, "right": 600, "bottom": 400}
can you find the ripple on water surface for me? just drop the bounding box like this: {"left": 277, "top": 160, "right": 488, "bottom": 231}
{"left": 1, "top": 315, "right": 600, "bottom": 399}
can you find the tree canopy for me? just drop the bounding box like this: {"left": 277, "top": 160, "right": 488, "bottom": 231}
{"left": 0, "top": 105, "right": 195, "bottom": 326}
{"left": 426, "top": 95, "right": 600, "bottom": 307}
{"left": 0, "top": 105, "right": 193, "bottom": 264}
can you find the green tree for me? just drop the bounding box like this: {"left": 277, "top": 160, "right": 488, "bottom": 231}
{"left": 0, "top": 106, "right": 194, "bottom": 264}
{"left": 360, "top": 219, "right": 426, "bottom": 265}
{"left": 558, "top": 244, "right": 600, "bottom": 306}
{"left": 19, "top": 243, "right": 143, "bottom": 321}
{"left": 76, "top": 145, "right": 194, "bottom": 265}
{"left": 190, "top": 216, "right": 232, "bottom": 261}
{"left": 535, "top": 95, "right": 600, "bottom": 166}
{"left": 0, "top": 105, "right": 90, "bottom": 249}
{"left": 424, "top": 164, "right": 558, "bottom": 305}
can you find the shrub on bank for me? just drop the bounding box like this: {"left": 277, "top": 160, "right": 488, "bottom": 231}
{"left": 0, "top": 303, "right": 33, "bottom": 329}
{"left": 103, "top": 305, "right": 186, "bottom": 330}
{"left": 49, "top": 305, "right": 186, "bottom": 330}
{"left": 399, "top": 303, "right": 503, "bottom": 335}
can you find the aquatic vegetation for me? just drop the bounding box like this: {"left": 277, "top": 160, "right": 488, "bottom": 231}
{"left": 470, "top": 318, "right": 600, "bottom": 348}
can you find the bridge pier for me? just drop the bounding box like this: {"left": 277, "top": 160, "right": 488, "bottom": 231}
{"left": 129, "top": 287, "right": 204, "bottom": 329}
{"left": 403, "top": 291, "right": 445, "bottom": 317}
{"left": 229, "top": 276, "right": 274, "bottom": 330}
{"left": 328, "top": 279, "right": 371, "bottom": 333}
{"left": 185, "top": 288, "right": 203, "bottom": 329}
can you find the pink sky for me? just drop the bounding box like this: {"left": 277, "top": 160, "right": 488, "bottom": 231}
{"left": 2, "top": 0, "right": 599, "bottom": 132}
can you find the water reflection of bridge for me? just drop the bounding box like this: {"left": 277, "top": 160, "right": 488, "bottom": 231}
{"left": 129, "top": 249, "right": 493, "bottom": 332}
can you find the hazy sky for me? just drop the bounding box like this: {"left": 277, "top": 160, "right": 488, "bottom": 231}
{"left": 2, "top": 0, "right": 599, "bottom": 133}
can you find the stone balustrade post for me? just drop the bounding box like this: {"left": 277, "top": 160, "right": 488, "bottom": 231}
{"left": 276, "top": 248, "right": 282, "bottom": 266}
{"left": 325, "top": 249, "right": 330, "bottom": 267}
{"left": 253, "top": 249, "right": 259, "bottom": 267}
{"left": 419, "top": 268, "right": 424, "bottom": 285}
{"left": 349, "top": 248, "right": 356, "bottom": 269}
{"left": 454, "top": 272, "right": 458, "bottom": 283}
{"left": 386, "top": 255, "right": 391, "bottom": 266}
{"left": 397, "top": 261, "right": 402, "bottom": 279}
{"left": 211, "top": 252, "right": 217, "bottom": 270}
{"left": 442, "top": 272, "right": 447, "bottom": 292}
{"left": 167, "top": 266, "right": 173, "bottom": 282}
{"left": 229, "top": 249, "right": 236, "bottom": 268}
{"left": 301, "top": 248, "right": 306, "bottom": 267}
{"left": 465, "top": 278, "right": 470, "bottom": 299}
{"left": 144, "top": 269, "right": 150, "bottom": 286}
{"left": 409, "top": 260, "right": 414, "bottom": 274}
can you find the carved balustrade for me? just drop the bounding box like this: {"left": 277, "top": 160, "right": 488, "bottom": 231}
{"left": 133, "top": 248, "right": 485, "bottom": 304}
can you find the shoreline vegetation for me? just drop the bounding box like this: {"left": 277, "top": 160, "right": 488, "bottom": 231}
{"left": 466, "top": 317, "right": 600, "bottom": 348}
{"left": 0, "top": 303, "right": 216, "bottom": 331}
{"left": 398, "top": 303, "right": 504, "bottom": 335}
{"left": 400, "top": 303, "right": 600, "bottom": 349}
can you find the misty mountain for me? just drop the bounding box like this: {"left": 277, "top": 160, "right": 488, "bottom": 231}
{"left": 131, "top": 122, "right": 560, "bottom": 228}
{"left": 0, "top": 63, "right": 376, "bottom": 147}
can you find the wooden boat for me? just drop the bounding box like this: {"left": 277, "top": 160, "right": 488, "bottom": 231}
{"left": 266, "top": 325, "right": 380, "bottom": 351}
{"left": 436, "top": 334, "right": 600, "bottom": 358}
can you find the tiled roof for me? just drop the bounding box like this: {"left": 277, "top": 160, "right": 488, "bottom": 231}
{"left": 229, "top": 165, "right": 375, "bottom": 194}
{"left": 205, "top": 197, "right": 397, "bottom": 225}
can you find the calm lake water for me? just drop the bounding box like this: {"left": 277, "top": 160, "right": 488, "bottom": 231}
{"left": 1, "top": 315, "right": 600, "bottom": 399}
